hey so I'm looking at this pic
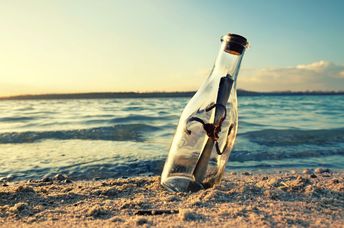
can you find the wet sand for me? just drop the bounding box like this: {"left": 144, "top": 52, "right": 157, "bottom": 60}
{"left": 0, "top": 170, "right": 343, "bottom": 227}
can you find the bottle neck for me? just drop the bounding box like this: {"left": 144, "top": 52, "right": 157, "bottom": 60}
{"left": 210, "top": 41, "right": 245, "bottom": 81}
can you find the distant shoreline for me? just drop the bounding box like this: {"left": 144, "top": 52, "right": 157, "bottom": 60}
{"left": 1, "top": 90, "right": 343, "bottom": 100}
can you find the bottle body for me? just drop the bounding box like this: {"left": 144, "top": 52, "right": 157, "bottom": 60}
{"left": 161, "top": 34, "right": 248, "bottom": 192}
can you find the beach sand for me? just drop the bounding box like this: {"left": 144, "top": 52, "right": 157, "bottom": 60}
{"left": 0, "top": 170, "right": 343, "bottom": 227}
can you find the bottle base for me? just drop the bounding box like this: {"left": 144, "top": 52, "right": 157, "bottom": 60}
{"left": 161, "top": 176, "right": 204, "bottom": 192}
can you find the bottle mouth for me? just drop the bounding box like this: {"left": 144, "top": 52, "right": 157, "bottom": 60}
{"left": 221, "top": 33, "right": 249, "bottom": 55}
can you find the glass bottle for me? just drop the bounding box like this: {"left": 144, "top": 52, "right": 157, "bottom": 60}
{"left": 161, "top": 33, "right": 249, "bottom": 192}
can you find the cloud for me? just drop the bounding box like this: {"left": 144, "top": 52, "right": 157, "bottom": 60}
{"left": 296, "top": 60, "right": 330, "bottom": 71}
{"left": 238, "top": 61, "right": 344, "bottom": 91}
{"left": 338, "top": 71, "right": 344, "bottom": 78}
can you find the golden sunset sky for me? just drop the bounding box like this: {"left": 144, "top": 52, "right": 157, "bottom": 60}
{"left": 0, "top": 0, "right": 343, "bottom": 96}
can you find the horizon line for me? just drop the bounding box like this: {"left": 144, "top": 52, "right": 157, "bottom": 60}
{"left": 1, "top": 89, "right": 344, "bottom": 100}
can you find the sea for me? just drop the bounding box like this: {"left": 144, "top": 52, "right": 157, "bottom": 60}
{"left": 0, "top": 95, "right": 343, "bottom": 181}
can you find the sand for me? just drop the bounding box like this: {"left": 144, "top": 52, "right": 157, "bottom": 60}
{"left": 0, "top": 170, "right": 343, "bottom": 227}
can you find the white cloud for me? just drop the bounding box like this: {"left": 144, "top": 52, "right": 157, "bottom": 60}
{"left": 296, "top": 60, "right": 330, "bottom": 71}
{"left": 238, "top": 61, "right": 344, "bottom": 91}
{"left": 339, "top": 71, "right": 344, "bottom": 78}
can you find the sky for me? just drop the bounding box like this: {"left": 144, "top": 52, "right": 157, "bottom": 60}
{"left": 0, "top": 0, "right": 343, "bottom": 96}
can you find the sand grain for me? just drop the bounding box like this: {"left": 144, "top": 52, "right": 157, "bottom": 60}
{"left": 0, "top": 171, "right": 343, "bottom": 227}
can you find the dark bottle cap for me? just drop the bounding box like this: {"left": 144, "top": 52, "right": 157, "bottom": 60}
{"left": 221, "top": 33, "right": 249, "bottom": 55}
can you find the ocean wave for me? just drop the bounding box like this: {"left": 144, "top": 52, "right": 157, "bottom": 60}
{"left": 0, "top": 158, "right": 166, "bottom": 181}
{"left": 239, "top": 120, "right": 270, "bottom": 127}
{"left": 109, "top": 114, "right": 178, "bottom": 123}
{"left": 227, "top": 161, "right": 341, "bottom": 170}
{"left": 0, "top": 116, "right": 36, "bottom": 122}
{"left": 122, "top": 106, "right": 144, "bottom": 111}
{"left": 240, "top": 127, "right": 344, "bottom": 146}
{"left": 0, "top": 124, "right": 160, "bottom": 144}
{"left": 82, "top": 114, "right": 178, "bottom": 125}
{"left": 230, "top": 148, "right": 344, "bottom": 162}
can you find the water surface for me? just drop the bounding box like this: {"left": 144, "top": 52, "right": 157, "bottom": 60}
{"left": 0, "top": 95, "right": 343, "bottom": 180}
